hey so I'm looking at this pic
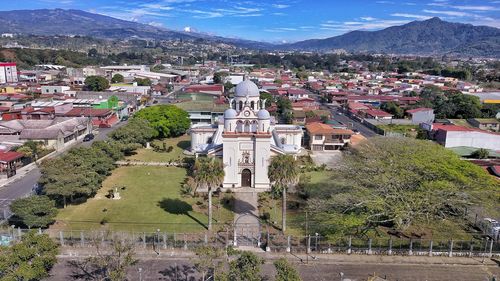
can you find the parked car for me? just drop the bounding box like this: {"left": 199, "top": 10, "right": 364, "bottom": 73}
{"left": 483, "top": 218, "right": 500, "bottom": 240}
{"left": 83, "top": 133, "right": 95, "bottom": 142}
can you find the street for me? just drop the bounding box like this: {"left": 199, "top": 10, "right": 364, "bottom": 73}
{"left": 329, "top": 106, "right": 378, "bottom": 138}
{"left": 0, "top": 121, "right": 128, "bottom": 217}
{"left": 46, "top": 256, "right": 500, "bottom": 281}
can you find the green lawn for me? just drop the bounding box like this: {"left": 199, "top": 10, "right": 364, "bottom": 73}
{"left": 127, "top": 135, "right": 191, "bottom": 163}
{"left": 378, "top": 124, "right": 419, "bottom": 137}
{"left": 54, "top": 165, "right": 233, "bottom": 233}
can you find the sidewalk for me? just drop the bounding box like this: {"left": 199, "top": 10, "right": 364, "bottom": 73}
{"left": 58, "top": 246, "right": 499, "bottom": 266}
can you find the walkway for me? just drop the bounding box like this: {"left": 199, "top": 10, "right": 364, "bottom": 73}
{"left": 233, "top": 191, "right": 261, "bottom": 248}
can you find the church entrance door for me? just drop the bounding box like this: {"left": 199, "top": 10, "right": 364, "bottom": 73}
{"left": 241, "top": 169, "right": 252, "bottom": 187}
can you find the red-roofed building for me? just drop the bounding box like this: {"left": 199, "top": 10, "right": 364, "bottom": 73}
{"left": 428, "top": 123, "right": 500, "bottom": 150}
{"left": 362, "top": 109, "right": 393, "bottom": 120}
{"left": 59, "top": 108, "right": 118, "bottom": 128}
{"left": 183, "top": 84, "right": 224, "bottom": 96}
{"left": 305, "top": 122, "right": 354, "bottom": 151}
{"left": 0, "top": 151, "right": 24, "bottom": 179}
{"left": 406, "top": 107, "right": 435, "bottom": 124}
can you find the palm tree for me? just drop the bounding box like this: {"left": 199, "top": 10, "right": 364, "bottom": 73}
{"left": 193, "top": 157, "right": 225, "bottom": 231}
{"left": 268, "top": 154, "right": 299, "bottom": 232}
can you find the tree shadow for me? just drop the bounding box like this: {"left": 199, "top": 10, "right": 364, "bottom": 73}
{"left": 177, "top": 140, "right": 191, "bottom": 150}
{"left": 158, "top": 264, "right": 197, "bottom": 281}
{"left": 157, "top": 198, "right": 207, "bottom": 229}
{"left": 231, "top": 198, "right": 257, "bottom": 214}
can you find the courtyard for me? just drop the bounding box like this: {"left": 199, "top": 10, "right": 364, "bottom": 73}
{"left": 52, "top": 136, "right": 233, "bottom": 233}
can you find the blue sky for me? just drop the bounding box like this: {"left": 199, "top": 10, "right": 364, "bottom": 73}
{"left": 1, "top": 0, "right": 499, "bottom": 42}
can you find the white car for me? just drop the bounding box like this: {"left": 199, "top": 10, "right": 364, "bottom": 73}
{"left": 484, "top": 218, "right": 500, "bottom": 240}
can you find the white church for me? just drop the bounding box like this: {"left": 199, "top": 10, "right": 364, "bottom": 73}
{"left": 190, "top": 80, "right": 303, "bottom": 191}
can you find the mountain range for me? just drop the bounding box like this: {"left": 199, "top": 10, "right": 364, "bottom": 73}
{"left": 0, "top": 9, "right": 499, "bottom": 57}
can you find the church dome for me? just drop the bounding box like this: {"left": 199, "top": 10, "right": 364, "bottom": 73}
{"left": 224, "top": 108, "right": 238, "bottom": 119}
{"left": 257, "top": 109, "right": 270, "bottom": 120}
{"left": 234, "top": 80, "right": 260, "bottom": 97}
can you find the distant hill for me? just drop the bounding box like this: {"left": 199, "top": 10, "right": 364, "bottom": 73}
{"left": 0, "top": 10, "right": 498, "bottom": 57}
{"left": 281, "top": 18, "right": 500, "bottom": 58}
{"left": 0, "top": 9, "right": 272, "bottom": 49}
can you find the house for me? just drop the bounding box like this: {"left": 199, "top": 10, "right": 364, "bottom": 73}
{"left": 0, "top": 117, "right": 91, "bottom": 150}
{"left": 183, "top": 84, "right": 224, "bottom": 96}
{"left": 287, "top": 88, "right": 309, "bottom": 101}
{"left": 429, "top": 123, "right": 500, "bottom": 150}
{"left": 467, "top": 118, "right": 500, "bottom": 132}
{"left": 306, "top": 122, "right": 354, "bottom": 151}
{"left": 61, "top": 108, "right": 118, "bottom": 128}
{"left": 362, "top": 109, "right": 393, "bottom": 120}
{"left": 406, "top": 108, "right": 435, "bottom": 125}
{"left": 41, "top": 86, "right": 71, "bottom": 94}
{"left": 292, "top": 110, "right": 306, "bottom": 125}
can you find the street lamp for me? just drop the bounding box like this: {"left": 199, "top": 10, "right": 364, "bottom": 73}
{"left": 138, "top": 268, "right": 143, "bottom": 281}
{"left": 315, "top": 233, "right": 319, "bottom": 253}
{"left": 154, "top": 229, "right": 160, "bottom": 255}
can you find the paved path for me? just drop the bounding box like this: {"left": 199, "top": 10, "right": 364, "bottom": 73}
{"left": 329, "top": 106, "right": 378, "bottom": 138}
{"left": 115, "top": 161, "right": 185, "bottom": 167}
{"left": 233, "top": 191, "right": 261, "bottom": 248}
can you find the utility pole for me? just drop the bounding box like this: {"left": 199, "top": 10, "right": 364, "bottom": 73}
{"left": 305, "top": 210, "right": 309, "bottom": 264}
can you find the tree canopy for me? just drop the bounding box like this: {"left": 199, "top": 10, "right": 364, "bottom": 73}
{"left": 111, "top": 73, "right": 124, "bottom": 83}
{"left": 274, "top": 258, "right": 302, "bottom": 281}
{"left": 304, "top": 137, "right": 500, "bottom": 239}
{"left": 0, "top": 231, "right": 59, "bottom": 281}
{"left": 10, "top": 195, "right": 58, "bottom": 228}
{"left": 417, "top": 86, "right": 483, "bottom": 119}
{"left": 84, "top": 75, "right": 109, "bottom": 91}
{"left": 109, "top": 118, "right": 156, "bottom": 146}
{"left": 134, "top": 105, "right": 190, "bottom": 138}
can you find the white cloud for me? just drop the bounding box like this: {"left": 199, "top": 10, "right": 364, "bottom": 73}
{"left": 422, "top": 9, "right": 470, "bottom": 17}
{"left": 360, "top": 17, "right": 376, "bottom": 21}
{"left": 272, "top": 4, "right": 290, "bottom": 9}
{"left": 452, "top": 5, "right": 499, "bottom": 11}
{"left": 391, "top": 13, "right": 432, "bottom": 20}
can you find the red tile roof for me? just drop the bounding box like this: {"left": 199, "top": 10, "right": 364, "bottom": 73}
{"left": 0, "top": 151, "right": 23, "bottom": 163}
{"left": 63, "top": 108, "right": 112, "bottom": 117}
{"left": 364, "top": 109, "right": 393, "bottom": 118}
{"left": 407, "top": 107, "right": 433, "bottom": 114}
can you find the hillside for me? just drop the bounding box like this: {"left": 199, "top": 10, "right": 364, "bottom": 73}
{"left": 0, "top": 9, "right": 271, "bottom": 49}
{"left": 282, "top": 18, "right": 500, "bottom": 57}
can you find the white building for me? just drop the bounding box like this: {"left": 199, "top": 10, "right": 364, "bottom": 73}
{"left": 0, "top": 62, "right": 18, "bottom": 84}
{"left": 190, "top": 80, "right": 303, "bottom": 191}
{"left": 41, "top": 85, "right": 71, "bottom": 94}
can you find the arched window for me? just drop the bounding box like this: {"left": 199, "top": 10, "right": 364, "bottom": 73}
{"left": 250, "top": 101, "right": 255, "bottom": 110}
{"left": 239, "top": 101, "right": 243, "bottom": 111}
{"left": 244, "top": 121, "right": 251, "bottom": 133}
{"left": 236, "top": 120, "right": 243, "bottom": 132}
{"left": 281, "top": 138, "right": 286, "bottom": 145}
{"left": 232, "top": 100, "right": 236, "bottom": 109}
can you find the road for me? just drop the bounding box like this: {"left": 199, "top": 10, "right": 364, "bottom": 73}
{"left": 0, "top": 121, "right": 128, "bottom": 216}
{"left": 47, "top": 256, "right": 500, "bottom": 281}
{"left": 329, "top": 106, "right": 378, "bottom": 138}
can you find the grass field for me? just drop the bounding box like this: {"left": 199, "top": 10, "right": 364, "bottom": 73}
{"left": 54, "top": 142, "right": 233, "bottom": 233}
{"left": 378, "top": 124, "right": 419, "bottom": 137}
{"left": 127, "top": 135, "right": 191, "bottom": 163}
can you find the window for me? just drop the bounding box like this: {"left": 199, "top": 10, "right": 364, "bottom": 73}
{"left": 314, "top": 135, "right": 323, "bottom": 140}
{"left": 239, "top": 101, "right": 243, "bottom": 110}
{"left": 281, "top": 138, "right": 286, "bottom": 145}
{"left": 250, "top": 101, "right": 255, "bottom": 110}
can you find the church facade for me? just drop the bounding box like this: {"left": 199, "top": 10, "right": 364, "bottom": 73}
{"left": 190, "top": 80, "right": 303, "bottom": 192}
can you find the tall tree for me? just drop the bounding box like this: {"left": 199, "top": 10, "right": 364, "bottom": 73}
{"left": 268, "top": 155, "right": 300, "bottom": 232}
{"left": 193, "top": 246, "right": 225, "bottom": 281}
{"left": 134, "top": 105, "right": 190, "bottom": 138}
{"left": 193, "top": 157, "right": 225, "bottom": 231}
{"left": 227, "top": 251, "right": 264, "bottom": 281}
{"left": 10, "top": 195, "right": 58, "bottom": 228}
{"left": 111, "top": 73, "right": 124, "bottom": 83}
{"left": 84, "top": 75, "right": 109, "bottom": 91}
{"left": 0, "top": 231, "right": 59, "bottom": 281}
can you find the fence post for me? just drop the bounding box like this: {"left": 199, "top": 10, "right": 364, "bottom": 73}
{"left": 59, "top": 231, "right": 64, "bottom": 246}
{"left": 183, "top": 234, "right": 187, "bottom": 250}
{"left": 488, "top": 239, "right": 493, "bottom": 258}
{"left": 388, "top": 238, "right": 393, "bottom": 256}
{"left": 469, "top": 243, "right": 474, "bottom": 258}
{"left": 38, "top": 228, "right": 42, "bottom": 235}
{"left": 429, "top": 240, "right": 433, "bottom": 257}
{"left": 163, "top": 233, "right": 167, "bottom": 249}
{"left": 204, "top": 233, "right": 208, "bottom": 245}
{"left": 306, "top": 235, "right": 311, "bottom": 254}
{"left": 347, "top": 236, "right": 352, "bottom": 254}
{"left": 409, "top": 239, "right": 413, "bottom": 256}
{"left": 266, "top": 232, "right": 271, "bottom": 252}
{"left": 449, "top": 240, "right": 453, "bottom": 257}
{"left": 367, "top": 239, "right": 372, "bottom": 255}
{"left": 173, "top": 233, "right": 177, "bottom": 248}
{"left": 233, "top": 229, "right": 237, "bottom": 247}
{"left": 80, "top": 231, "right": 84, "bottom": 247}
{"left": 142, "top": 232, "right": 146, "bottom": 248}
{"left": 286, "top": 235, "right": 291, "bottom": 253}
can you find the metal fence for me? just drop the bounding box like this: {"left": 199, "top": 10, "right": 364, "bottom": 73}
{"left": 1, "top": 228, "right": 500, "bottom": 258}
